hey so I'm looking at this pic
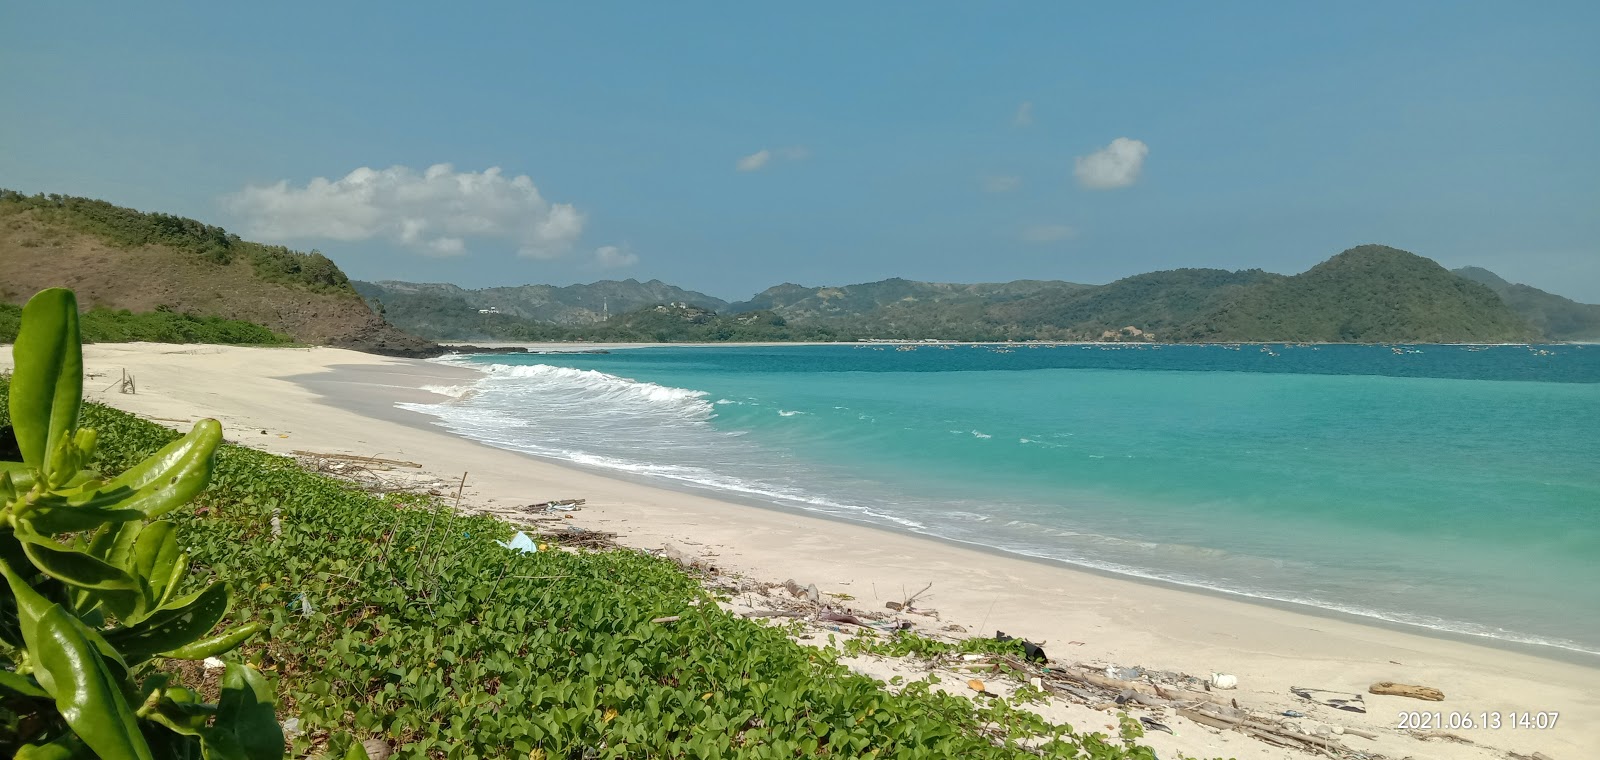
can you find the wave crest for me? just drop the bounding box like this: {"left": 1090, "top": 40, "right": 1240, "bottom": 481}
{"left": 479, "top": 363, "right": 714, "bottom": 421}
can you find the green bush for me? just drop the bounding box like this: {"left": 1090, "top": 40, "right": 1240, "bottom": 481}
{"left": 1, "top": 288, "right": 281, "bottom": 758}
{"left": 0, "top": 303, "right": 289, "bottom": 345}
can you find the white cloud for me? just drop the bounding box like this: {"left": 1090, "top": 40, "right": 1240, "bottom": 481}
{"left": 736, "top": 150, "right": 772, "bottom": 172}
{"left": 736, "top": 145, "right": 808, "bottom": 172}
{"left": 593, "top": 245, "right": 638, "bottom": 269}
{"left": 1014, "top": 101, "right": 1034, "bottom": 127}
{"left": 223, "top": 164, "right": 584, "bottom": 258}
{"left": 1021, "top": 224, "right": 1077, "bottom": 243}
{"left": 981, "top": 175, "right": 1022, "bottom": 193}
{"left": 1074, "top": 137, "right": 1149, "bottom": 189}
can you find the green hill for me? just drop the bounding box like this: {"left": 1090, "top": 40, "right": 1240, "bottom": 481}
{"left": 982, "top": 268, "right": 1281, "bottom": 340}
{"left": 0, "top": 190, "right": 439, "bottom": 355}
{"left": 356, "top": 278, "right": 728, "bottom": 326}
{"left": 1454, "top": 266, "right": 1600, "bottom": 341}
{"left": 1182, "top": 245, "right": 1537, "bottom": 343}
{"left": 729, "top": 277, "right": 1087, "bottom": 320}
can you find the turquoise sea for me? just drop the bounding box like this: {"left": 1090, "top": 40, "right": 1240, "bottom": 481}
{"left": 401, "top": 343, "right": 1600, "bottom": 656}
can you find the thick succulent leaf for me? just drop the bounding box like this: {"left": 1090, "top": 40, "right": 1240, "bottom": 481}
{"left": 66, "top": 420, "right": 221, "bottom": 518}
{"left": 8, "top": 288, "right": 83, "bottom": 474}
{"left": 161, "top": 622, "right": 266, "bottom": 661}
{"left": 216, "top": 663, "right": 284, "bottom": 760}
{"left": 31, "top": 605, "right": 153, "bottom": 760}
{"left": 197, "top": 730, "right": 248, "bottom": 760}
{"left": 15, "top": 733, "right": 95, "bottom": 760}
{"left": 159, "top": 552, "right": 191, "bottom": 607}
{"left": 21, "top": 498, "right": 144, "bottom": 535}
{"left": 131, "top": 522, "right": 181, "bottom": 600}
{"left": 18, "top": 531, "right": 140, "bottom": 593}
{"left": 0, "top": 668, "right": 50, "bottom": 698}
{"left": 103, "top": 520, "right": 145, "bottom": 569}
{"left": 2, "top": 461, "right": 32, "bottom": 493}
{"left": 103, "top": 581, "right": 230, "bottom": 663}
{"left": 147, "top": 688, "right": 217, "bottom": 737}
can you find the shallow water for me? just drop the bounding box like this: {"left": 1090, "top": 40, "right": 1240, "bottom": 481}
{"left": 400, "top": 343, "right": 1600, "bottom": 655}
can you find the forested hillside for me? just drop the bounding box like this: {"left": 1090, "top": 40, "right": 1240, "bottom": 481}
{"left": 1178, "top": 246, "right": 1536, "bottom": 343}
{"left": 0, "top": 190, "right": 438, "bottom": 355}
{"left": 1454, "top": 266, "right": 1600, "bottom": 341}
{"left": 361, "top": 246, "right": 1552, "bottom": 344}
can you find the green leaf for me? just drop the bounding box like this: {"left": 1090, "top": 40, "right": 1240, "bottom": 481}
{"left": 103, "top": 582, "right": 230, "bottom": 663}
{"left": 0, "top": 668, "right": 50, "bottom": 698}
{"left": 20, "top": 497, "right": 144, "bottom": 535}
{"left": 131, "top": 521, "right": 181, "bottom": 599}
{"left": 215, "top": 663, "right": 284, "bottom": 760}
{"left": 18, "top": 531, "right": 140, "bottom": 593}
{"left": 159, "top": 621, "right": 265, "bottom": 661}
{"left": 342, "top": 741, "right": 371, "bottom": 760}
{"left": 15, "top": 733, "right": 95, "bottom": 760}
{"left": 68, "top": 419, "right": 221, "bottom": 518}
{"left": 147, "top": 687, "right": 218, "bottom": 737}
{"left": 31, "top": 605, "right": 154, "bottom": 760}
{"left": 8, "top": 288, "right": 83, "bottom": 474}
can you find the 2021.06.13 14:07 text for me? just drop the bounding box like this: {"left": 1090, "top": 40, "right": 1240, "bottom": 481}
{"left": 1396, "top": 712, "right": 1559, "bottom": 730}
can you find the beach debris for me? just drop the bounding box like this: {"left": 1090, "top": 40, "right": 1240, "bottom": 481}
{"left": 650, "top": 616, "right": 682, "bottom": 625}
{"left": 818, "top": 610, "right": 871, "bottom": 628}
{"left": 1281, "top": 709, "right": 1305, "bottom": 718}
{"left": 548, "top": 526, "right": 618, "bottom": 550}
{"left": 805, "top": 583, "right": 821, "bottom": 604}
{"left": 885, "top": 601, "right": 904, "bottom": 611}
{"left": 292, "top": 451, "right": 422, "bottom": 468}
{"left": 1208, "top": 672, "right": 1238, "bottom": 690}
{"left": 359, "top": 739, "right": 393, "bottom": 760}
{"left": 202, "top": 657, "right": 226, "bottom": 670}
{"left": 1290, "top": 685, "right": 1367, "bottom": 713}
{"left": 102, "top": 368, "right": 136, "bottom": 394}
{"left": 901, "top": 581, "right": 934, "bottom": 610}
{"left": 661, "top": 543, "right": 714, "bottom": 572}
{"left": 966, "top": 678, "right": 987, "bottom": 693}
{"left": 995, "top": 631, "right": 1048, "bottom": 663}
{"left": 741, "top": 610, "right": 805, "bottom": 619}
{"left": 1369, "top": 681, "right": 1445, "bottom": 701}
{"left": 1138, "top": 716, "right": 1174, "bottom": 735}
{"left": 499, "top": 531, "right": 539, "bottom": 554}
{"left": 527, "top": 498, "right": 586, "bottom": 512}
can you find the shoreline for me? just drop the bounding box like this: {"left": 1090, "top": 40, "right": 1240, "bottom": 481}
{"left": 20, "top": 343, "right": 1598, "bottom": 759}
{"left": 389, "top": 378, "right": 1600, "bottom": 666}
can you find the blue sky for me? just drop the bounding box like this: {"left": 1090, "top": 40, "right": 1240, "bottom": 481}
{"left": 3, "top": 2, "right": 1597, "bottom": 301}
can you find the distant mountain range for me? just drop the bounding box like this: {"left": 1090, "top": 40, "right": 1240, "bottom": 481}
{"left": 1452, "top": 266, "right": 1600, "bottom": 341}
{"left": 2, "top": 189, "right": 1590, "bottom": 349}
{"left": 359, "top": 245, "right": 1591, "bottom": 344}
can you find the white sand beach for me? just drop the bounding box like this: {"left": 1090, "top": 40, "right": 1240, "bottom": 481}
{"left": 13, "top": 343, "right": 1595, "bottom": 759}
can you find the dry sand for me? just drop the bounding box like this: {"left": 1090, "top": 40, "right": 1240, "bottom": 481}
{"left": 14, "top": 343, "right": 1596, "bottom": 759}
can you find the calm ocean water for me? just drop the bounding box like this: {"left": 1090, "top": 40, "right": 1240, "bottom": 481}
{"left": 401, "top": 343, "right": 1600, "bottom": 655}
